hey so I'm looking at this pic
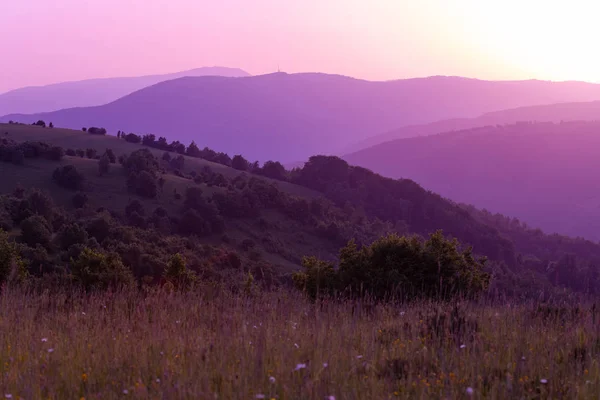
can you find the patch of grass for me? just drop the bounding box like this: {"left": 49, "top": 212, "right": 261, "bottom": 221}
{"left": 0, "top": 288, "right": 598, "bottom": 399}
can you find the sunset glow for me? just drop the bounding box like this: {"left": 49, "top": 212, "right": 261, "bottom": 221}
{"left": 2, "top": 0, "right": 600, "bottom": 92}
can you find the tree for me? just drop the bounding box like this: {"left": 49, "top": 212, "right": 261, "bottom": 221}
{"left": 123, "top": 149, "right": 159, "bottom": 175}
{"left": 20, "top": 215, "right": 52, "bottom": 248}
{"left": 53, "top": 165, "right": 84, "bottom": 190}
{"left": 169, "top": 155, "right": 185, "bottom": 170}
{"left": 164, "top": 253, "right": 196, "bottom": 289}
{"left": 124, "top": 133, "right": 142, "bottom": 144}
{"left": 98, "top": 154, "right": 110, "bottom": 176}
{"left": 231, "top": 155, "right": 249, "bottom": 171}
{"left": 70, "top": 247, "right": 134, "bottom": 290}
{"left": 142, "top": 134, "right": 156, "bottom": 147}
{"left": 82, "top": 127, "right": 87, "bottom": 132}
{"left": 259, "top": 161, "right": 288, "bottom": 181}
{"left": 0, "top": 229, "right": 26, "bottom": 286}
{"left": 162, "top": 152, "right": 171, "bottom": 162}
{"left": 88, "top": 127, "right": 107, "bottom": 135}
{"left": 49, "top": 122, "right": 54, "bottom": 128}
{"left": 104, "top": 148, "right": 116, "bottom": 163}
{"left": 294, "top": 231, "right": 490, "bottom": 301}
{"left": 85, "top": 148, "right": 97, "bottom": 159}
{"left": 45, "top": 146, "right": 64, "bottom": 161}
{"left": 127, "top": 171, "right": 158, "bottom": 198}
{"left": 33, "top": 120, "right": 46, "bottom": 128}
{"left": 56, "top": 223, "right": 88, "bottom": 250}
{"left": 186, "top": 141, "right": 201, "bottom": 158}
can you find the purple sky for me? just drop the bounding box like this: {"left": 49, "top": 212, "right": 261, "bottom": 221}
{"left": 2, "top": 0, "right": 599, "bottom": 93}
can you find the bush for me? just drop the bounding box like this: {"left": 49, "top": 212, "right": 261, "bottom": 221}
{"left": 20, "top": 215, "right": 52, "bottom": 248}
{"left": 104, "top": 148, "right": 116, "bottom": 163}
{"left": 294, "top": 231, "right": 490, "bottom": 301}
{"left": 88, "top": 127, "right": 107, "bottom": 135}
{"left": 123, "top": 149, "right": 159, "bottom": 175}
{"left": 70, "top": 247, "right": 134, "bottom": 290}
{"left": 53, "top": 165, "right": 84, "bottom": 190}
{"left": 85, "top": 148, "right": 97, "bottom": 159}
{"left": 127, "top": 171, "right": 158, "bottom": 198}
{"left": 124, "top": 133, "right": 142, "bottom": 144}
{"left": 0, "top": 229, "right": 26, "bottom": 285}
{"left": 56, "top": 222, "right": 88, "bottom": 250}
{"left": 170, "top": 155, "right": 185, "bottom": 170}
{"left": 33, "top": 120, "right": 46, "bottom": 128}
{"left": 164, "top": 253, "right": 197, "bottom": 289}
{"left": 45, "top": 146, "right": 64, "bottom": 161}
{"left": 66, "top": 148, "right": 76, "bottom": 156}
{"left": 98, "top": 154, "right": 110, "bottom": 176}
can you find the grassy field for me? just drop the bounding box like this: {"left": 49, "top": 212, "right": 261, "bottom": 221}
{"left": 0, "top": 287, "right": 596, "bottom": 399}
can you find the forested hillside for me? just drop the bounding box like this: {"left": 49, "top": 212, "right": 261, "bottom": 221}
{"left": 1, "top": 122, "right": 600, "bottom": 297}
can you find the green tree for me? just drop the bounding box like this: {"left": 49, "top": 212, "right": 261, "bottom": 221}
{"left": 0, "top": 229, "right": 27, "bottom": 286}
{"left": 20, "top": 215, "right": 52, "bottom": 248}
{"left": 164, "top": 253, "right": 196, "bottom": 289}
{"left": 70, "top": 247, "right": 134, "bottom": 290}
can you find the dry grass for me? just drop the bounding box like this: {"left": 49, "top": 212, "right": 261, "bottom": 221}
{"left": 0, "top": 288, "right": 598, "bottom": 399}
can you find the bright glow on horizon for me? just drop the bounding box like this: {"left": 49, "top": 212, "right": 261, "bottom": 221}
{"left": 1, "top": 0, "right": 599, "bottom": 92}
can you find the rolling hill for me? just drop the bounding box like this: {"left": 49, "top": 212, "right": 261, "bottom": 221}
{"left": 345, "top": 120, "right": 600, "bottom": 241}
{"left": 0, "top": 66, "right": 250, "bottom": 116}
{"left": 6, "top": 74, "right": 600, "bottom": 162}
{"left": 351, "top": 100, "right": 600, "bottom": 152}
{"left": 3, "top": 122, "right": 600, "bottom": 297}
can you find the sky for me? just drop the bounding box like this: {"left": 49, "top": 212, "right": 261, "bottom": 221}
{"left": 1, "top": 0, "right": 600, "bottom": 93}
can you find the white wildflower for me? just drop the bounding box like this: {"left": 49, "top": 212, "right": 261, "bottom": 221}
{"left": 460, "top": 344, "right": 466, "bottom": 349}
{"left": 5, "top": 395, "right": 12, "bottom": 399}
{"left": 269, "top": 376, "right": 276, "bottom": 383}
{"left": 156, "top": 378, "right": 161, "bottom": 383}
{"left": 294, "top": 363, "right": 307, "bottom": 371}
{"left": 323, "top": 362, "right": 328, "bottom": 368}
{"left": 466, "top": 387, "right": 474, "bottom": 396}
{"left": 255, "top": 395, "right": 265, "bottom": 399}
{"left": 356, "top": 355, "right": 363, "bottom": 359}
{"left": 123, "top": 389, "right": 129, "bottom": 394}
{"left": 540, "top": 379, "right": 548, "bottom": 384}
{"left": 41, "top": 338, "right": 48, "bottom": 342}
{"left": 294, "top": 343, "right": 299, "bottom": 349}
{"left": 82, "top": 311, "right": 86, "bottom": 315}
{"left": 47, "top": 348, "right": 54, "bottom": 353}
{"left": 400, "top": 311, "right": 406, "bottom": 316}
{"left": 176, "top": 320, "right": 181, "bottom": 324}
{"left": 326, "top": 396, "right": 336, "bottom": 400}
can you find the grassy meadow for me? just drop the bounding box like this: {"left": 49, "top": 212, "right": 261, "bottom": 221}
{"left": 0, "top": 287, "right": 597, "bottom": 399}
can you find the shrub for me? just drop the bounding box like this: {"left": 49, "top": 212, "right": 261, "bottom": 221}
{"left": 162, "top": 152, "right": 171, "bottom": 162}
{"left": 45, "top": 146, "right": 64, "bottom": 161}
{"left": 33, "top": 120, "right": 46, "bottom": 128}
{"left": 53, "top": 165, "right": 84, "bottom": 190}
{"left": 70, "top": 247, "right": 134, "bottom": 290}
{"left": 87, "top": 127, "right": 107, "bottom": 135}
{"left": 127, "top": 171, "right": 158, "bottom": 198}
{"left": 125, "top": 199, "right": 145, "bottom": 217}
{"left": 98, "top": 154, "right": 110, "bottom": 176}
{"left": 0, "top": 229, "right": 26, "bottom": 285}
{"left": 75, "top": 149, "right": 85, "bottom": 158}
{"left": 164, "top": 253, "right": 197, "bottom": 289}
{"left": 56, "top": 222, "right": 89, "bottom": 250}
{"left": 104, "top": 148, "right": 116, "bottom": 163}
{"left": 20, "top": 215, "right": 52, "bottom": 248}
{"left": 66, "top": 148, "right": 76, "bottom": 156}
{"left": 169, "top": 155, "right": 185, "bottom": 171}
{"left": 123, "top": 149, "right": 159, "bottom": 175}
{"left": 294, "top": 231, "right": 490, "bottom": 301}
{"left": 85, "top": 148, "right": 97, "bottom": 159}
{"left": 124, "top": 133, "right": 142, "bottom": 144}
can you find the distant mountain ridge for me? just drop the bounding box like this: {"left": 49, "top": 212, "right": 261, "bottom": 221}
{"left": 350, "top": 99, "right": 600, "bottom": 152}
{"left": 5, "top": 73, "right": 600, "bottom": 162}
{"left": 0, "top": 66, "right": 250, "bottom": 115}
{"left": 344, "top": 120, "right": 600, "bottom": 241}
